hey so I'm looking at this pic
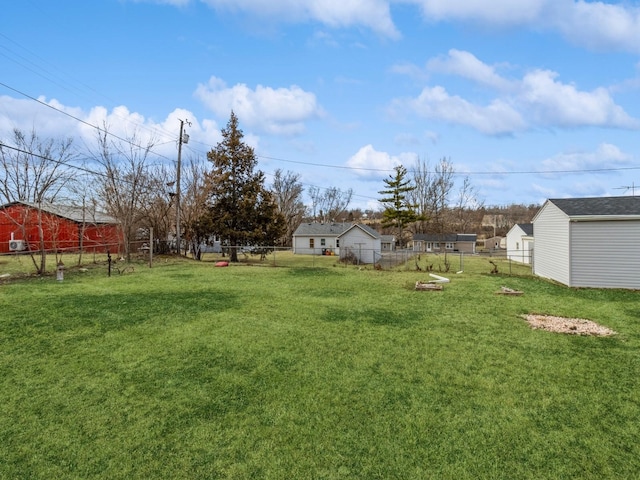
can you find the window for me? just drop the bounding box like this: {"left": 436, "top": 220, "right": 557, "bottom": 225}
{"left": 516, "top": 242, "right": 520, "bottom": 250}
{"left": 321, "top": 238, "right": 326, "bottom": 246}
{"left": 309, "top": 239, "right": 315, "bottom": 248}
{"left": 336, "top": 239, "right": 340, "bottom": 248}
{"left": 445, "top": 242, "right": 454, "bottom": 250}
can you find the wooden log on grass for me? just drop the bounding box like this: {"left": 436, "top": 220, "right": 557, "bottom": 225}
{"left": 415, "top": 281, "right": 443, "bottom": 291}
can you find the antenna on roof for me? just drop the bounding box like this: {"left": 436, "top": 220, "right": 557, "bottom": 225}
{"left": 615, "top": 182, "right": 637, "bottom": 196}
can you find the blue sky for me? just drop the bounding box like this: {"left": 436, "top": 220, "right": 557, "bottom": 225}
{"left": 1, "top": 0, "right": 640, "bottom": 210}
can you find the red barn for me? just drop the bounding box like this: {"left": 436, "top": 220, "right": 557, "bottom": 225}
{"left": 0, "top": 201, "right": 122, "bottom": 254}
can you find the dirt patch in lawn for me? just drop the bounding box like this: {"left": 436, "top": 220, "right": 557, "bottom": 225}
{"left": 521, "top": 314, "right": 617, "bottom": 336}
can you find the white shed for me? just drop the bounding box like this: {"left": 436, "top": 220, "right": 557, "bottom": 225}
{"left": 338, "top": 224, "right": 382, "bottom": 264}
{"left": 506, "top": 223, "right": 534, "bottom": 264}
{"left": 532, "top": 196, "right": 640, "bottom": 289}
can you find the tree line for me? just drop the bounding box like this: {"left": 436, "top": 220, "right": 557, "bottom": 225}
{"left": 0, "top": 111, "right": 539, "bottom": 271}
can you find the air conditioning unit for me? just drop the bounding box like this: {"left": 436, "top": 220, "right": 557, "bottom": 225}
{"left": 9, "top": 239, "right": 26, "bottom": 251}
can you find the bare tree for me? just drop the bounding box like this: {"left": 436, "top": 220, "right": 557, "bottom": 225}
{"left": 308, "top": 186, "right": 353, "bottom": 223}
{"left": 0, "top": 128, "right": 75, "bottom": 204}
{"left": 0, "top": 128, "right": 76, "bottom": 273}
{"left": 271, "top": 169, "right": 305, "bottom": 246}
{"left": 449, "top": 175, "right": 484, "bottom": 233}
{"left": 138, "top": 164, "right": 176, "bottom": 254}
{"left": 181, "top": 156, "right": 210, "bottom": 259}
{"left": 93, "top": 124, "right": 157, "bottom": 262}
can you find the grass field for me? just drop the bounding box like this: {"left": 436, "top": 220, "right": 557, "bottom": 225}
{"left": 1, "top": 253, "right": 639, "bottom": 479}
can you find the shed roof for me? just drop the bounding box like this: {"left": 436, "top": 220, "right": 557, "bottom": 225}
{"left": 339, "top": 223, "right": 381, "bottom": 239}
{"left": 548, "top": 196, "right": 640, "bottom": 217}
{"left": 516, "top": 223, "right": 533, "bottom": 236}
{"left": 1, "top": 201, "right": 117, "bottom": 224}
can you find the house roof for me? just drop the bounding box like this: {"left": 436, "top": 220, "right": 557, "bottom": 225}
{"left": 1, "top": 201, "right": 117, "bottom": 224}
{"left": 413, "top": 233, "right": 477, "bottom": 242}
{"left": 516, "top": 223, "right": 533, "bottom": 236}
{"left": 548, "top": 196, "right": 640, "bottom": 218}
{"left": 380, "top": 235, "right": 395, "bottom": 243}
{"left": 293, "top": 222, "right": 353, "bottom": 236}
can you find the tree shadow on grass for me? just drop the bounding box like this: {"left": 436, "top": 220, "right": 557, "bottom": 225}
{"left": 10, "top": 290, "right": 241, "bottom": 334}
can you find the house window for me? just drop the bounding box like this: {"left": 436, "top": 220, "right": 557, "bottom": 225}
{"left": 336, "top": 239, "right": 340, "bottom": 248}
{"left": 309, "top": 239, "right": 315, "bottom": 248}
{"left": 445, "top": 242, "right": 454, "bottom": 250}
{"left": 516, "top": 242, "right": 520, "bottom": 250}
{"left": 321, "top": 238, "right": 326, "bottom": 246}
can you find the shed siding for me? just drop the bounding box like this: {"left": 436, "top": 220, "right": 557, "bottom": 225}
{"left": 570, "top": 220, "right": 640, "bottom": 288}
{"left": 506, "top": 226, "right": 528, "bottom": 263}
{"left": 533, "top": 202, "right": 570, "bottom": 285}
{"left": 340, "top": 228, "right": 380, "bottom": 264}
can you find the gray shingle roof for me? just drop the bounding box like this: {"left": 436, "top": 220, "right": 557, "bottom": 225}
{"left": 516, "top": 223, "right": 534, "bottom": 235}
{"left": 1, "top": 201, "right": 117, "bottom": 224}
{"left": 343, "top": 223, "right": 381, "bottom": 239}
{"left": 549, "top": 196, "right": 640, "bottom": 217}
{"left": 293, "top": 222, "right": 353, "bottom": 236}
{"left": 413, "top": 233, "right": 477, "bottom": 242}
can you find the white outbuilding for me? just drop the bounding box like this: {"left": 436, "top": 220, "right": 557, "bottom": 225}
{"left": 532, "top": 196, "right": 640, "bottom": 289}
{"left": 506, "top": 223, "right": 534, "bottom": 264}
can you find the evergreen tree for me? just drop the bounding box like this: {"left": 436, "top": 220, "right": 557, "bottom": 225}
{"left": 205, "top": 112, "right": 285, "bottom": 262}
{"left": 378, "top": 165, "right": 419, "bottom": 248}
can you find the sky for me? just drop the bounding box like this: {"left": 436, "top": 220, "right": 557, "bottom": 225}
{"left": 1, "top": 0, "right": 640, "bottom": 211}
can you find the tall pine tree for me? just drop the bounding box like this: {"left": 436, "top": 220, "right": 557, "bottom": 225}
{"left": 379, "top": 165, "right": 419, "bottom": 249}
{"left": 205, "top": 112, "right": 285, "bottom": 262}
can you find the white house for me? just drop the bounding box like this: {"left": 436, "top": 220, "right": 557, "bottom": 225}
{"left": 506, "top": 223, "right": 534, "bottom": 264}
{"left": 380, "top": 235, "right": 396, "bottom": 252}
{"left": 292, "top": 222, "right": 382, "bottom": 264}
{"left": 412, "top": 234, "right": 477, "bottom": 254}
{"left": 292, "top": 222, "right": 350, "bottom": 255}
{"left": 339, "top": 223, "right": 382, "bottom": 264}
{"left": 532, "top": 196, "right": 640, "bottom": 289}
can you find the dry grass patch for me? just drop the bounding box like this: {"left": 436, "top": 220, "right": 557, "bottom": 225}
{"left": 522, "top": 314, "right": 617, "bottom": 336}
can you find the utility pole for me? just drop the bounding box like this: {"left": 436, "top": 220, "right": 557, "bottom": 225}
{"left": 176, "top": 119, "right": 191, "bottom": 255}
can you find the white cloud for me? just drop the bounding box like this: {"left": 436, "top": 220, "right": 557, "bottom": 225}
{"left": 136, "top": 0, "right": 640, "bottom": 52}
{"left": 551, "top": 1, "right": 640, "bottom": 53}
{"left": 200, "top": 0, "right": 400, "bottom": 38}
{"left": 346, "top": 144, "right": 415, "bottom": 177}
{"left": 406, "top": 0, "right": 640, "bottom": 53}
{"left": 539, "top": 143, "right": 632, "bottom": 174}
{"left": 426, "top": 49, "right": 514, "bottom": 91}
{"left": 194, "top": 76, "right": 324, "bottom": 136}
{"left": 519, "top": 69, "right": 640, "bottom": 129}
{"left": 392, "top": 51, "right": 640, "bottom": 135}
{"left": 395, "top": 86, "right": 526, "bottom": 135}
{"left": 0, "top": 96, "right": 224, "bottom": 160}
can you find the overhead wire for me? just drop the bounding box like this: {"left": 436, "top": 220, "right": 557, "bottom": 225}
{"left": 2, "top": 29, "right": 640, "bottom": 202}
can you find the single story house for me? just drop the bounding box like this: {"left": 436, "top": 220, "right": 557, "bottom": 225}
{"left": 0, "top": 201, "right": 122, "bottom": 254}
{"left": 506, "top": 223, "right": 534, "bottom": 264}
{"left": 532, "top": 196, "right": 640, "bottom": 289}
{"left": 292, "top": 222, "right": 351, "bottom": 256}
{"left": 380, "top": 235, "right": 395, "bottom": 252}
{"left": 412, "top": 233, "right": 477, "bottom": 254}
{"left": 292, "top": 222, "right": 382, "bottom": 264}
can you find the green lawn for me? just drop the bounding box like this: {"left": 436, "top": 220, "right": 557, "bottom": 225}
{"left": 1, "top": 255, "right": 639, "bottom": 479}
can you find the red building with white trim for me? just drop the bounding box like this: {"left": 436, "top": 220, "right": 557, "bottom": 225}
{"left": 0, "top": 201, "right": 122, "bottom": 254}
